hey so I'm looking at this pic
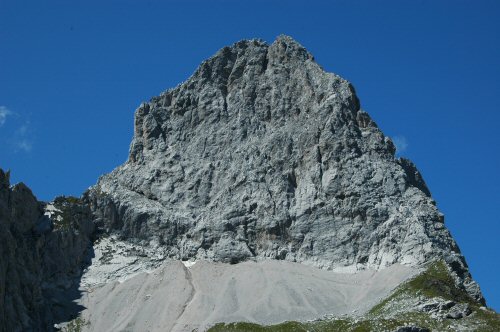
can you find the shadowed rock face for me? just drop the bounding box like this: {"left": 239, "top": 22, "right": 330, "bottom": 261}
{"left": 84, "top": 36, "right": 482, "bottom": 302}
{"left": 0, "top": 169, "right": 94, "bottom": 332}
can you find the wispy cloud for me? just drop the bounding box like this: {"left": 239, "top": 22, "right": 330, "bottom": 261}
{"left": 0, "top": 106, "right": 12, "bottom": 126}
{"left": 392, "top": 135, "right": 408, "bottom": 154}
{"left": 14, "top": 121, "right": 34, "bottom": 152}
{"left": 0, "top": 106, "right": 33, "bottom": 153}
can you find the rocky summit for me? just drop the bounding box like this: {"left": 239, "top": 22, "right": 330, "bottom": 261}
{"left": 1, "top": 36, "right": 499, "bottom": 332}
{"left": 87, "top": 35, "right": 479, "bottom": 297}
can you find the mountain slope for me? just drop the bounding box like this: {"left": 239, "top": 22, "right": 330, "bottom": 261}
{"left": 85, "top": 35, "right": 482, "bottom": 303}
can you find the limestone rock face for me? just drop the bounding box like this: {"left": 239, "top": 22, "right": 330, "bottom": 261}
{"left": 0, "top": 169, "right": 94, "bottom": 332}
{"left": 85, "top": 36, "right": 481, "bottom": 301}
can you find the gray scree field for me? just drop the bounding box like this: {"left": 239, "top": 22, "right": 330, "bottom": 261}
{"left": 77, "top": 261, "right": 417, "bottom": 332}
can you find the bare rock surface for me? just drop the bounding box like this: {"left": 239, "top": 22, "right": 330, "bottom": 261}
{"left": 85, "top": 35, "right": 482, "bottom": 301}
{"left": 76, "top": 260, "right": 417, "bottom": 332}
{"left": 80, "top": 235, "right": 165, "bottom": 288}
{"left": 0, "top": 170, "right": 94, "bottom": 332}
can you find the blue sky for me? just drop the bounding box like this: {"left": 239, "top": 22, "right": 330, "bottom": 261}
{"left": 1, "top": 0, "right": 499, "bottom": 310}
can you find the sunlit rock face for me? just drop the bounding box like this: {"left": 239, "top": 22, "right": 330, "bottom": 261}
{"left": 86, "top": 35, "right": 481, "bottom": 301}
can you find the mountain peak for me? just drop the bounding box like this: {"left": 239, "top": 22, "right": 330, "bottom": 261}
{"left": 92, "top": 36, "right": 482, "bottom": 305}
{"left": 271, "top": 34, "right": 312, "bottom": 59}
{"left": 186, "top": 35, "right": 315, "bottom": 91}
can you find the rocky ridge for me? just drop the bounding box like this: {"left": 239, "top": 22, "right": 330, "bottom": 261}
{"left": 0, "top": 170, "right": 94, "bottom": 332}
{"left": 85, "top": 35, "right": 482, "bottom": 302}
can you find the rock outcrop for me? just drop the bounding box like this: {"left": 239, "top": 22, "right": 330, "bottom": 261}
{"left": 0, "top": 169, "right": 94, "bottom": 332}
{"left": 84, "top": 35, "right": 483, "bottom": 303}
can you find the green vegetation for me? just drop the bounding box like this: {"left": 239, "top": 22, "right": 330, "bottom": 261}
{"left": 209, "top": 321, "right": 308, "bottom": 332}
{"left": 208, "top": 311, "right": 500, "bottom": 332}
{"left": 209, "top": 318, "right": 432, "bottom": 332}
{"left": 62, "top": 317, "right": 89, "bottom": 332}
{"left": 401, "top": 261, "right": 474, "bottom": 303}
{"left": 364, "top": 260, "right": 500, "bottom": 331}
{"left": 54, "top": 195, "right": 81, "bottom": 205}
{"left": 51, "top": 195, "right": 85, "bottom": 231}
{"left": 369, "top": 260, "right": 473, "bottom": 316}
{"left": 208, "top": 261, "right": 500, "bottom": 332}
{"left": 473, "top": 308, "right": 500, "bottom": 332}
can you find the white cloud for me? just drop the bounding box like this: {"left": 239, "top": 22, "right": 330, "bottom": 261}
{"left": 392, "top": 135, "right": 408, "bottom": 154}
{"left": 0, "top": 106, "right": 12, "bottom": 126}
{"left": 0, "top": 107, "right": 33, "bottom": 153}
{"left": 14, "top": 121, "right": 33, "bottom": 153}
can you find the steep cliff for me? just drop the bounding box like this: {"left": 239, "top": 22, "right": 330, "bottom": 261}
{"left": 84, "top": 35, "right": 482, "bottom": 303}
{"left": 0, "top": 170, "right": 94, "bottom": 332}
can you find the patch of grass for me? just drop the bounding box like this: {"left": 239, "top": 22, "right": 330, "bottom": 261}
{"left": 209, "top": 321, "right": 308, "bottom": 332}
{"left": 307, "top": 316, "right": 439, "bottom": 332}
{"left": 51, "top": 196, "right": 87, "bottom": 231}
{"left": 207, "top": 312, "right": 500, "bottom": 332}
{"left": 369, "top": 260, "right": 474, "bottom": 316}
{"left": 208, "top": 318, "right": 427, "bottom": 332}
{"left": 473, "top": 308, "right": 500, "bottom": 332}
{"left": 405, "top": 261, "right": 474, "bottom": 304}
{"left": 54, "top": 195, "right": 81, "bottom": 205}
{"left": 63, "top": 317, "right": 89, "bottom": 332}
{"left": 366, "top": 261, "right": 500, "bottom": 332}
